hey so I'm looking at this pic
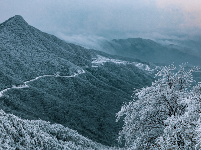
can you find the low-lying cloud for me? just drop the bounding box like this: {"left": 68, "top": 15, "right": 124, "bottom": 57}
{"left": 56, "top": 32, "right": 106, "bottom": 50}
{"left": 1, "top": 0, "right": 201, "bottom": 41}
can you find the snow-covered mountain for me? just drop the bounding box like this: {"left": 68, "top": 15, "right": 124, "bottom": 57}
{"left": 156, "top": 37, "right": 201, "bottom": 59}
{"left": 99, "top": 38, "right": 201, "bottom": 66}
{"left": 0, "top": 15, "right": 154, "bottom": 148}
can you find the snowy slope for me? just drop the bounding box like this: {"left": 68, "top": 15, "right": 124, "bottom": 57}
{"left": 0, "top": 15, "right": 153, "bottom": 147}
{"left": 0, "top": 109, "right": 121, "bottom": 150}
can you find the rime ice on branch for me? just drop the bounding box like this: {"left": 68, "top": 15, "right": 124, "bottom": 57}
{"left": 116, "top": 64, "right": 201, "bottom": 149}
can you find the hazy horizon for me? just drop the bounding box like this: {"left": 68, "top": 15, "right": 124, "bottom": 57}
{"left": 1, "top": 0, "right": 201, "bottom": 47}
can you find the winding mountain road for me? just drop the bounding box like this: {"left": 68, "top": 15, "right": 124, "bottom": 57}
{"left": 0, "top": 70, "right": 85, "bottom": 97}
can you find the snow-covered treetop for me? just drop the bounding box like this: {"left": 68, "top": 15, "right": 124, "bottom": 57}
{"left": 116, "top": 64, "right": 200, "bottom": 149}
{"left": 0, "top": 109, "right": 119, "bottom": 150}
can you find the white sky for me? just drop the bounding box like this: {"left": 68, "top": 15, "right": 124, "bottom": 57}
{"left": 1, "top": 0, "right": 201, "bottom": 40}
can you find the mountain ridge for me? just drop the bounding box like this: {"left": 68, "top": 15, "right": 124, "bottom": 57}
{"left": 0, "top": 15, "right": 28, "bottom": 27}
{"left": 0, "top": 15, "right": 154, "bottom": 146}
{"left": 100, "top": 37, "right": 201, "bottom": 66}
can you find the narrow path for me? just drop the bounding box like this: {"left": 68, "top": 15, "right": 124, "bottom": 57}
{"left": 0, "top": 70, "right": 85, "bottom": 97}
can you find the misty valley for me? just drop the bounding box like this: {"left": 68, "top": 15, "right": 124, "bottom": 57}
{"left": 0, "top": 15, "right": 201, "bottom": 149}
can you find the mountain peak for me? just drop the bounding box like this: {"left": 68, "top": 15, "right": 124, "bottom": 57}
{"left": 8, "top": 15, "right": 28, "bottom": 25}
{"left": 0, "top": 15, "right": 29, "bottom": 29}
{"left": 11, "top": 15, "right": 25, "bottom": 21}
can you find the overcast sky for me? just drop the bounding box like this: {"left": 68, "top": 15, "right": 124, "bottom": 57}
{"left": 1, "top": 0, "right": 201, "bottom": 43}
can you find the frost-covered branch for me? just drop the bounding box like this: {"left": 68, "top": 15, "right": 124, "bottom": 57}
{"left": 116, "top": 64, "right": 200, "bottom": 149}
{"left": 0, "top": 109, "right": 117, "bottom": 150}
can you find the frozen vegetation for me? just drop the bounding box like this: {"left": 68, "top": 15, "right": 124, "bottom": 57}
{"left": 3, "top": 15, "right": 201, "bottom": 149}
{"left": 116, "top": 64, "right": 201, "bottom": 149}
{"left": 0, "top": 109, "right": 120, "bottom": 150}
{"left": 0, "top": 15, "right": 154, "bottom": 147}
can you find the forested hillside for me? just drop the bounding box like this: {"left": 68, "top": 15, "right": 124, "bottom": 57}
{"left": 0, "top": 15, "right": 154, "bottom": 147}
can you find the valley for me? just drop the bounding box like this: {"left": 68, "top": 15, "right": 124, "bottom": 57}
{"left": 0, "top": 15, "right": 200, "bottom": 149}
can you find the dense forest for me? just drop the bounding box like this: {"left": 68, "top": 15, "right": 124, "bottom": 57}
{"left": 0, "top": 15, "right": 201, "bottom": 150}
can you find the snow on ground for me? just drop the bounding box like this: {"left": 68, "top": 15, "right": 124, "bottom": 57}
{"left": 0, "top": 69, "right": 85, "bottom": 98}
{"left": 132, "top": 62, "right": 159, "bottom": 72}
{"left": 92, "top": 55, "right": 158, "bottom": 72}
{"left": 0, "top": 109, "right": 121, "bottom": 150}
{"left": 0, "top": 88, "right": 12, "bottom": 97}
{"left": 92, "top": 55, "right": 128, "bottom": 65}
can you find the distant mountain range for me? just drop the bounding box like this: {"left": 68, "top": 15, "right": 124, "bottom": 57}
{"left": 156, "top": 37, "right": 201, "bottom": 58}
{"left": 99, "top": 38, "right": 201, "bottom": 66}
{"left": 0, "top": 15, "right": 154, "bottom": 147}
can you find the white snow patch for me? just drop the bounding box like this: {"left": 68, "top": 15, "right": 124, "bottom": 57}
{"left": 92, "top": 65, "right": 99, "bottom": 68}
{"left": 12, "top": 84, "right": 29, "bottom": 89}
{"left": 0, "top": 88, "right": 11, "bottom": 97}
{"left": 132, "top": 62, "right": 156, "bottom": 71}
{"left": 92, "top": 55, "right": 128, "bottom": 65}
{"left": 92, "top": 55, "right": 158, "bottom": 72}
